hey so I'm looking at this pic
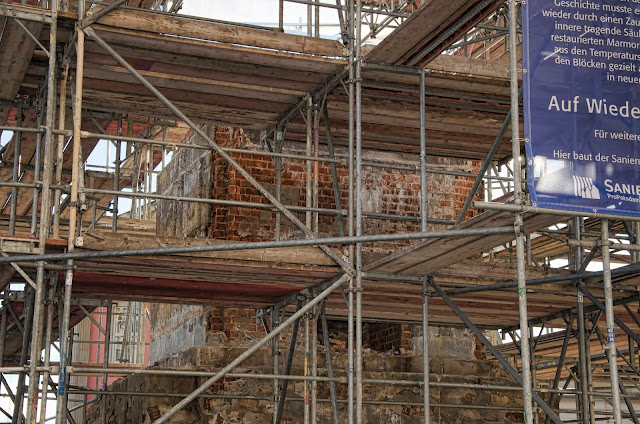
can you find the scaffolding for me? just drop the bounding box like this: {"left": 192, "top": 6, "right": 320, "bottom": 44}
{"left": 0, "top": 0, "right": 639, "bottom": 423}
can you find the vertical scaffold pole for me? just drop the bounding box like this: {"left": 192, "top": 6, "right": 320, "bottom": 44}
{"left": 274, "top": 128, "right": 283, "bottom": 241}
{"left": 313, "top": 106, "right": 320, "bottom": 234}
{"left": 311, "top": 307, "right": 318, "bottom": 424}
{"left": 347, "top": 0, "right": 355, "bottom": 422}
{"left": 601, "top": 218, "right": 623, "bottom": 424}
{"left": 271, "top": 308, "right": 279, "bottom": 424}
{"left": 38, "top": 273, "right": 58, "bottom": 424}
{"left": 508, "top": 0, "right": 534, "bottom": 422}
{"left": 27, "top": 0, "right": 58, "bottom": 421}
{"left": 56, "top": 2, "right": 85, "bottom": 421}
{"left": 419, "top": 68, "right": 427, "bottom": 231}
{"left": 113, "top": 116, "right": 122, "bottom": 232}
{"left": 53, "top": 65, "right": 68, "bottom": 239}
{"left": 422, "top": 276, "right": 431, "bottom": 424}
{"left": 306, "top": 98, "right": 313, "bottom": 229}
{"left": 9, "top": 96, "right": 23, "bottom": 236}
{"left": 102, "top": 301, "right": 113, "bottom": 424}
{"left": 420, "top": 66, "right": 430, "bottom": 424}
{"left": 304, "top": 307, "right": 310, "bottom": 424}
{"left": 354, "top": 0, "right": 363, "bottom": 422}
{"left": 30, "top": 111, "right": 43, "bottom": 237}
{"left": 574, "top": 217, "right": 591, "bottom": 423}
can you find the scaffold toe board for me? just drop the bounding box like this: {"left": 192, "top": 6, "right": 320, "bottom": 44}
{"left": 65, "top": 231, "right": 341, "bottom": 306}
{"left": 364, "top": 207, "right": 564, "bottom": 276}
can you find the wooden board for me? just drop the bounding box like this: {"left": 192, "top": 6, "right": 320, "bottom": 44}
{"left": 0, "top": 17, "right": 43, "bottom": 125}
{"left": 365, "top": 0, "right": 503, "bottom": 66}
{"left": 77, "top": 7, "right": 344, "bottom": 57}
{"left": 79, "top": 231, "right": 338, "bottom": 267}
{"left": 365, "top": 208, "right": 564, "bottom": 276}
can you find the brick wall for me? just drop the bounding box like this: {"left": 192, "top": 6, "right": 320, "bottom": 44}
{"left": 153, "top": 124, "right": 484, "bottom": 369}
{"left": 157, "top": 125, "right": 483, "bottom": 252}
{"left": 367, "top": 322, "right": 412, "bottom": 353}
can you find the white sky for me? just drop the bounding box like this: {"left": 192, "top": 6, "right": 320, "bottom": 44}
{"left": 180, "top": 0, "right": 344, "bottom": 38}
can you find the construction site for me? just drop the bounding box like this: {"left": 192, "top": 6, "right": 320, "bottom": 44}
{"left": 1, "top": 0, "right": 640, "bottom": 423}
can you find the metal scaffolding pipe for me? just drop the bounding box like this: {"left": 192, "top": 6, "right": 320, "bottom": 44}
{"left": 30, "top": 112, "right": 43, "bottom": 237}
{"left": 0, "top": 226, "right": 514, "bottom": 265}
{"left": 475, "top": 201, "right": 640, "bottom": 222}
{"left": 419, "top": 68, "right": 427, "bottom": 232}
{"left": 38, "top": 274, "right": 58, "bottom": 424}
{"left": 56, "top": 4, "right": 85, "bottom": 420}
{"left": 354, "top": 1, "right": 364, "bottom": 422}
{"left": 422, "top": 276, "right": 431, "bottom": 423}
{"left": 52, "top": 65, "right": 69, "bottom": 239}
{"left": 346, "top": 0, "right": 355, "bottom": 421}
{"left": 601, "top": 219, "right": 623, "bottom": 423}
{"left": 153, "top": 273, "right": 350, "bottom": 424}
{"left": 573, "top": 217, "right": 591, "bottom": 424}
{"left": 507, "top": 3, "right": 533, "bottom": 420}
{"left": 428, "top": 279, "right": 563, "bottom": 424}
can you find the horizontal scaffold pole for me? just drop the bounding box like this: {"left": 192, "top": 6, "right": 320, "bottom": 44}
{"left": 0, "top": 227, "right": 515, "bottom": 265}
{"left": 153, "top": 273, "right": 351, "bottom": 424}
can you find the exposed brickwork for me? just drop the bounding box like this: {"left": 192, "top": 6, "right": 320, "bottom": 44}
{"left": 132, "top": 125, "right": 517, "bottom": 423}
{"left": 157, "top": 125, "right": 483, "bottom": 250}
{"left": 212, "top": 307, "right": 263, "bottom": 343}
{"left": 367, "top": 322, "right": 412, "bottom": 353}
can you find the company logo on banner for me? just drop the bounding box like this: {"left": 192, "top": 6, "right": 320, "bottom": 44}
{"left": 523, "top": 0, "right": 640, "bottom": 216}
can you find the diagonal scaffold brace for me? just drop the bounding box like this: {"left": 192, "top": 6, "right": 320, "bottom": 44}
{"left": 428, "top": 278, "right": 564, "bottom": 424}
{"left": 82, "top": 25, "right": 355, "bottom": 277}
{"left": 151, "top": 273, "right": 351, "bottom": 424}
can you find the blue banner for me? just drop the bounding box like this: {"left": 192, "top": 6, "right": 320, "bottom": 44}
{"left": 523, "top": 0, "right": 640, "bottom": 216}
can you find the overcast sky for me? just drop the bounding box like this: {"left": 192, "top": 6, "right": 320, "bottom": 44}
{"left": 180, "top": 0, "right": 344, "bottom": 38}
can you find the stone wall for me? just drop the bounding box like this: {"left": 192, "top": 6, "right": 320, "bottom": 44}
{"left": 156, "top": 127, "right": 212, "bottom": 238}
{"left": 87, "top": 309, "right": 525, "bottom": 423}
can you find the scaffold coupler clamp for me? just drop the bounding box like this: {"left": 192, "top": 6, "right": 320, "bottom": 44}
{"left": 513, "top": 221, "right": 524, "bottom": 236}
{"left": 598, "top": 238, "right": 612, "bottom": 249}
{"left": 422, "top": 289, "right": 432, "bottom": 304}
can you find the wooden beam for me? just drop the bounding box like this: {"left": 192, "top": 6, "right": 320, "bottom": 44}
{"left": 428, "top": 54, "right": 520, "bottom": 80}
{"left": 73, "top": 7, "right": 344, "bottom": 57}
{"left": 0, "top": 18, "right": 43, "bottom": 124}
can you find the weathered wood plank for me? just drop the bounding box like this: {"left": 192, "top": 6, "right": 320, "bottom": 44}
{"left": 83, "top": 65, "right": 305, "bottom": 103}
{"left": 91, "top": 27, "right": 344, "bottom": 72}
{"left": 365, "top": 0, "right": 502, "bottom": 66}
{"left": 365, "top": 209, "right": 563, "bottom": 275}
{"left": 428, "top": 54, "right": 520, "bottom": 80}
{"left": 80, "top": 86, "right": 280, "bottom": 129}
{"left": 0, "top": 18, "right": 43, "bottom": 124}
{"left": 79, "top": 231, "right": 339, "bottom": 267}
{"left": 75, "top": 8, "right": 344, "bottom": 57}
{"left": 366, "top": 0, "right": 470, "bottom": 63}
{"left": 82, "top": 47, "right": 326, "bottom": 90}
